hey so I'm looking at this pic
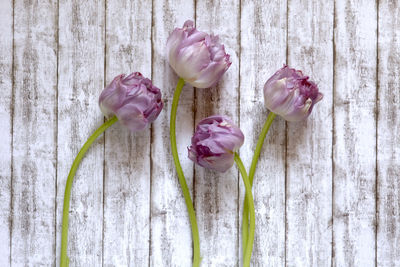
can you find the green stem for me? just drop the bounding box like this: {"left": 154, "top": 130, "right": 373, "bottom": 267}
{"left": 241, "top": 112, "right": 276, "bottom": 256}
{"left": 170, "top": 78, "right": 201, "bottom": 267}
{"left": 234, "top": 152, "right": 255, "bottom": 267}
{"left": 60, "top": 116, "right": 118, "bottom": 267}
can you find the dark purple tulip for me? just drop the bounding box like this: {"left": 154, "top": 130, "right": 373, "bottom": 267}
{"left": 166, "top": 20, "right": 231, "bottom": 88}
{"left": 188, "top": 115, "right": 244, "bottom": 172}
{"left": 99, "top": 72, "right": 163, "bottom": 132}
{"left": 263, "top": 65, "right": 323, "bottom": 121}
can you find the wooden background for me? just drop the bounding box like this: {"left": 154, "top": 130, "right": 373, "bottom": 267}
{"left": 0, "top": 0, "right": 399, "bottom": 266}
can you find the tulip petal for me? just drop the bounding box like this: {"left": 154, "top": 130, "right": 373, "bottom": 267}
{"left": 99, "top": 72, "right": 163, "bottom": 132}
{"left": 166, "top": 20, "right": 231, "bottom": 88}
{"left": 188, "top": 115, "right": 244, "bottom": 173}
{"left": 263, "top": 65, "right": 323, "bottom": 121}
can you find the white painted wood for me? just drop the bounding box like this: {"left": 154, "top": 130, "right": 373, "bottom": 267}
{"left": 377, "top": 1, "right": 400, "bottom": 266}
{"left": 195, "top": 1, "right": 240, "bottom": 265}
{"left": 56, "top": 0, "right": 105, "bottom": 266}
{"left": 3, "top": 0, "right": 400, "bottom": 265}
{"left": 103, "top": 0, "right": 152, "bottom": 265}
{"left": 0, "top": 0, "right": 13, "bottom": 266}
{"left": 150, "top": 2, "right": 195, "bottom": 266}
{"left": 286, "top": 0, "right": 333, "bottom": 266}
{"left": 333, "top": 0, "right": 377, "bottom": 266}
{"left": 239, "top": 0, "right": 287, "bottom": 265}
{"left": 11, "top": 0, "right": 58, "bottom": 265}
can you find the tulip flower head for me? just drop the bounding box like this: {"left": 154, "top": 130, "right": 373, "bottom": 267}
{"left": 188, "top": 115, "right": 244, "bottom": 172}
{"left": 263, "top": 65, "right": 323, "bottom": 121}
{"left": 166, "top": 20, "right": 231, "bottom": 88}
{"left": 99, "top": 72, "right": 163, "bottom": 132}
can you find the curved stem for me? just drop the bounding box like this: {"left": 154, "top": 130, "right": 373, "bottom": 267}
{"left": 170, "top": 78, "right": 201, "bottom": 267}
{"left": 248, "top": 112, "right": 276, "bottom": 184}
{"left": 60, "top": 116, "right": 118, "bottom": 267}
{"left": 241, "top": 112, "right": 276, "bottom": 256}
{"left": 234, "top": 152, "right": 255, "bottom": 267}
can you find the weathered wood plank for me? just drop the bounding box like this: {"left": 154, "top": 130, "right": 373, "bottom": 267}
{"left": 6, "top": 0, "right": 400, "bottom": 265}
{"left": 103, "top": 0, "right": 152, "bottom": 265}
{"left": 195, "top": 1, "right": 240, "bottom": 265}
{"left": 333, "top": 0, "right": 377, "bottom": 266}
{"left": 56, "top": 0, "right": 105, "bottom": 265}
{"left": 11, "top": 0, "right": 58, "bottom": 265}
{"left": 151, "top": 2, "right": 195, "bottom": 266}
{"left": 377, "top": 1, "right": 400, "bottom": 266}
{"left": 0, "top": 0, "right": 13, "bottom": 265}
{"left": 239, "top": 0, "right": 287, "bottom": 265}
{"left": 286, "top": 0, "right": 333, "bottom": 266}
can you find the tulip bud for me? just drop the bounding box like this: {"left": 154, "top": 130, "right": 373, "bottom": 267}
{"left": 166, "top": 20, "right": 231, "bottom": 88}
{"left": 188, "top": 115, "right": 244, "bottom": 172}
{"left": 263, "top": 65, "right": 323, "bottom": 121}
{"left": 99, "top": 72, "right": 163, "bottom": 132}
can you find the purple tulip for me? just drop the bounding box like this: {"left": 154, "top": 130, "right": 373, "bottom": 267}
{"left": 263, "top": 65, "right": 323, "bottom": 121}
{"left": 99, "top": 72, "right": 163, "bottom": 132}
{"left": 188, "top": 115, "right": 244, "bottom": 172}
{"left": 166, "top": 20, "right": 231, "bottom": 88}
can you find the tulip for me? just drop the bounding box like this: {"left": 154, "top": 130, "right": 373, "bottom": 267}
{"left": 166, "top": 20, "right": 231, "bottom": 88}
{"left": 99, "top": 72, "right": 163, "bottom": 132}
{"left": 167, "top": 20, "right": 232, "bottom": 266}
{"left": 241, "top": 65, "right": 323, "bottom": 263}
{"left": 188, "top": 115, "right": 254, "bottom": 266}
{"left": 188, "top": 115, "right": 244, "bottom": 172}
{"left": 61, "top": 73, "right": 163, "bottom": 267}
{"left": 263, "top": 65, "right": 323, "bottom": 121}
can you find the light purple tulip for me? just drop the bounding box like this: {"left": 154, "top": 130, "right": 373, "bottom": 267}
{"left": 99, "top": 72, "right": 163, "bottom": 132}
{"left": 188, "top": 115, "right": 244, "bottom": 172}
{"left": 264, "top": 65, "right": 323, "bottom": 121}
{"left": 166, "top": 20, "right": 231, "bottom": 88}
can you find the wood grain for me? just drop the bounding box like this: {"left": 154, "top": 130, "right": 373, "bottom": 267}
{"left": 333, "top": 0, "right": 377, "bottom": 266}
{"left": 286, "top": 0, "right": 334, "bottom": 266}
{"left": 102, "top": 0, "right": 152, "bottom": 266}
{"left": 195, "top": 1, "right": 240, "bottom": 265}
{"left": 56, "top": 0, "right": 105, "bottom": 265}
{"left": 150, "top": 2, "right": 195, "bottom": 266}
{"left": 377, "top": 0, "right": 400, "bottom": 266}
{"left": 3, "top": 0, "right": 400, "bottom": 265}
{"left": 11, "top": 0, "right": 58, "bottom": 265}
{"left": 0, "top": 0, "right": 13, "bottom": 265}
{"left": 239, "top": 0, "right": 287, "bottom": 265}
